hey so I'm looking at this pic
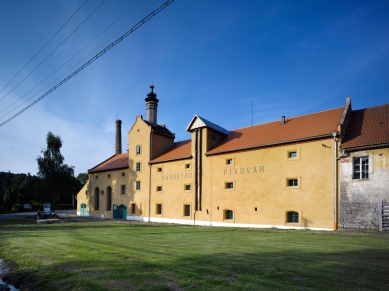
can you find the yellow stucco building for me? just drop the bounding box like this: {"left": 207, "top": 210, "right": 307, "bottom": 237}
{"left": 77, "top": 86, "right": 352, "bottom": 230}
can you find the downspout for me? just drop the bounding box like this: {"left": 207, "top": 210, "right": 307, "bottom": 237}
{"left": 333, "top": 132, "right": 338, "bottom": 230}
{"left": 87, "top": 174, "right": 91, "bottom": 216}
{"left": 148, "top": 129, "right": 153, "bottom": 223}
{"left": 199, "top": 128, "right": 202, "bottom": 211}
{"left": 194, "top": 129, "right": 199, "bottom": 225}
{"left": 148, "top": 164, "right": 151, "bottom": 222}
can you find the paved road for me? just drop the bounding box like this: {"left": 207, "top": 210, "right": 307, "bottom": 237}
{"left": 0, "top": 209, "right": 76, "bottom": 220}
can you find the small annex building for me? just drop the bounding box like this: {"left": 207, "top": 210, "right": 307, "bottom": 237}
{"left": 339, "top": 103, "right": 389, "bottom": 230}
{"left": 77, "top": 86, "right": 387, "bottom": 231}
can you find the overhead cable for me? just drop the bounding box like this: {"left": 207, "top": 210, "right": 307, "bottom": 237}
{"left": 0, "top": 0, "right": 88, "bottom": 95}
{"left": 0, "top": 0, "right": 105, "bottom": 102}
{"left": 0, "top": 0, "right": 175, "bottom": 128}
{"left": 0, "top": 0, "right": 142, "bottom": 116}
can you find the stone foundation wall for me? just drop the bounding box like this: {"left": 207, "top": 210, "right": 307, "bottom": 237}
{"left": 339, "top": 149, "right": 389, "bottom": 231}
{"left": 339, "top": 199, "right": 378, "bottom": 230}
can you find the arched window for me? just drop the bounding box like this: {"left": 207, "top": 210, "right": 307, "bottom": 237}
{"left": 106, "top": 187, "right": 112, "bottom": 211}
{"left": 225, "top": 209, "right": 233, "bottom": 220}
{"left": 94, "top": 187, "right": 99, "bottom": 211}
{"left": 287, "top": 211, "right": 299, "bottom": 223}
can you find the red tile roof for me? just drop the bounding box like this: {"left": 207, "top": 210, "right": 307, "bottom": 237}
{"left": 207, "top": 107, "right": 344, "bottom": 155}
{"left": 88, "top": 153, "right": 128, "bottom": 173}
{"left": 341, "top": 103, "right": 389, "bottom": 149}
{"left": 150, "top": 140, "right": 192, "bottom": 164}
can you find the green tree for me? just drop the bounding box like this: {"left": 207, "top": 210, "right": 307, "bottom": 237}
{"left": 76, "top": 173, "right": 89, "bottom": 185}
{"left": 36, "top": 132, "right": 75, "bottom": 208}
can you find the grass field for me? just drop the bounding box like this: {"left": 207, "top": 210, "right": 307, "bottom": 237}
{"left": 0, "top": 217, "right": 389, "bottom": 291}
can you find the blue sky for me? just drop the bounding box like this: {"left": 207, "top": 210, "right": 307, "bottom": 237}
{"left": 1, "top": 0, "right": 388, "bottom": 176}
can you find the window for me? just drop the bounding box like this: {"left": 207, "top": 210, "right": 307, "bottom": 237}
{"left": 156, "top": 204, "right": 162, "bottom": 215}
{"left": 157, "top": 186, "right": 162, "bottom": 192}
{"left": 85, "top": 190, "right": 88, "bottom": 195}
{"left": 106, "top": 187, "right": 112, "bottom": 211}
{"left": 289, "top": 152, "right": 297, "bottom": 158}
{"left": 136, "top": 162, "right": 141, "bottom": 172}
{"left": 136, "top": 181, "right": 141, "bottom": 190}
{"left": 121, "top": 185, "right": 126, "bottom": 195}
{"left": 136, "top": 145, "right": 141, "bottom": 155}
{"left": 225, "top": 210, "right": 233, "bottom": 220}
{"left": 185, "top": 184, "right": 191, "bottom": 191}
{"left": 95, "top": 175, "right": 98, "bottom": 180}
{"left": 353, "top": 156, "right": 369, "bottom": 179}
{"left": 107, "top": 174, "right": 111, "bottom": 179}
{"left": 184, "top": 205, "right": 190, "bottom": 216}
{"left": 185, "top": 163, "right": 191, "bottom": 169}
{"left": 226, "top": 159, "right": 233, "bottom": 165}
{"left": 157, "top": 167, "right": 162, "bottom": 173}
{"left": 288, "top": 179, "right": 298, "bottom": 187}
{"left": 131, "top": 203, "right": 136, "bottom": 214}
{"left": 95, "top": 188, "right": 99, "bottom": 211}
{"left": 225, "top": 182, "right": 234, "bottom": 189}
{"left": 287, "top": 211, "right": 299, "bottom": 223}
{"left": 121, "top": 172, "right": 125, "bottom": 177}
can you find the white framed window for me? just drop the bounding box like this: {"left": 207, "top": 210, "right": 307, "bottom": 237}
{"left": 136, "top": 145, "right": 141, "bottom": 155}
{"left": 136, "top": 181, "right": 141, "bottom": 191}
{"left": 136, "top": 162, "right": 141, "bottom": 172}
{"left": 289, "top": 152, "right": 297, "bottom": 158}
{"left": 353, "top": 156, "right": 369, "bottom": 179}
{"left": 286, "top": 148, "right": 300, "bottom": 161}
{"left": 121, "top": 185, "right": 126, "bottom": 195}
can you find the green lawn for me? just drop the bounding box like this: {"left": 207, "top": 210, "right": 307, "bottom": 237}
{"left": 0, "top": 217, "right": 388, "bottom": 291}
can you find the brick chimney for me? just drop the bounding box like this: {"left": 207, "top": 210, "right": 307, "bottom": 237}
{"left": 145, "top": 85, "right": 159, "bottom": 124}
{"left": 115, "top": 119, "right": 122, "bottom": 154}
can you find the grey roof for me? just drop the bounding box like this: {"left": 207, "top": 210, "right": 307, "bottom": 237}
{"left": 186, "top": 115, "right": 229, "bottom": 136}
{"left": 143, "top": 120, "right": 175, "bottom": 138}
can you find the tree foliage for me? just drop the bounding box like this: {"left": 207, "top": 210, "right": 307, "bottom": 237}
{"left": 76, "top": 173, "right": 89, "bottom": 185}
{"left": 36, "top": 132, "right": 77, "bottom": 208}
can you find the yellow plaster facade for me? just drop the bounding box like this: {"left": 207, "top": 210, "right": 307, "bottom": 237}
{"left": 77, "top": 88, "right": 351, "bottom": 230}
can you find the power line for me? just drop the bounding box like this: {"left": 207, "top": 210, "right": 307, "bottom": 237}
{"left": 0, "top": 0, "right": 88, "bottom": 95}
{"left": 0, "top": 0, "right": 105, "bottom": 103}
{"left": 0, "top": 0, "right": 175, "bottom": 128}
{"left": 0, "top": 0, "right": 143, "bottom": 116}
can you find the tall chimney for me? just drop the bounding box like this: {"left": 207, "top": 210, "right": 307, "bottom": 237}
{"left": 115, "top": 119, "right": 122, "bottom": 154}
{"left": 281, "top": 116, "right": 285, "bottom": 125}
{"left": 145, "top": 85, "right": 159, "bottom": 124}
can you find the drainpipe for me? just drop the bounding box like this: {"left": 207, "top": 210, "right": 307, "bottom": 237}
{"left": 194, "top": 129, "right": 199, "bottom": 225}
{"left": 148, "top": 164, "right": 151, "bottom": 222}
{"left": 333, "top": 132, "right": 339, "bottom": 230}
{"left": 148, "top": 130, "right": 153, "bottom": 223}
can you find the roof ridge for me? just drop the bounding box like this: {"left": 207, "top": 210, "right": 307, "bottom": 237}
{"left": 352, "top": 103, "right": 389, "bottom": 112}
{"left": 231, "top": 106, "right": 344, "bottom": 131}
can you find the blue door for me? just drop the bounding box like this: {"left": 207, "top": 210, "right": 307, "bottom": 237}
{"left": 113, "top": 204, "right": 119, "bottom": 219}
{"left": 119, "top": 204, "right": 127, "bottom": 220}
{"left": 80, "top": 203, "right": 87, "bottom": 216}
